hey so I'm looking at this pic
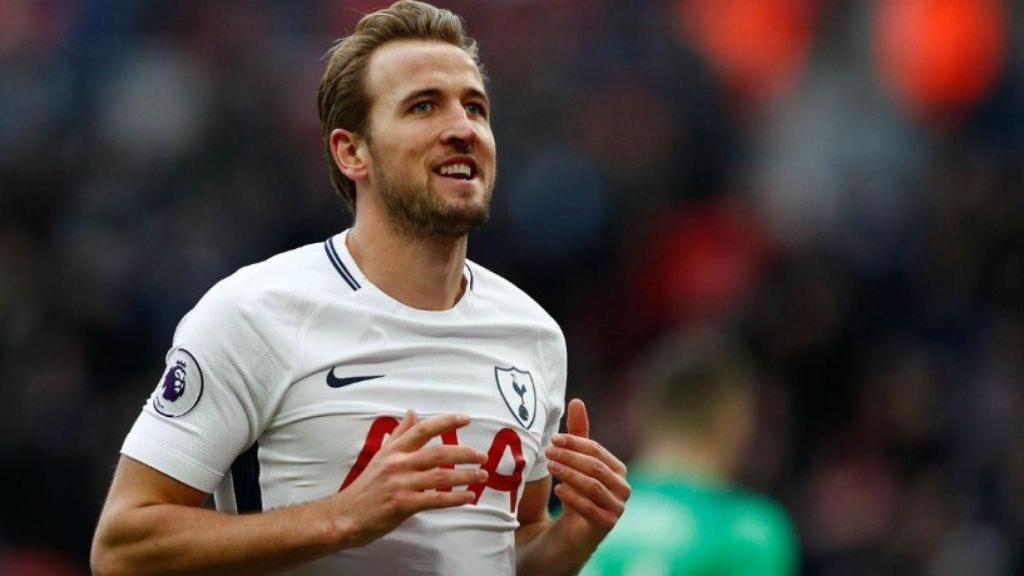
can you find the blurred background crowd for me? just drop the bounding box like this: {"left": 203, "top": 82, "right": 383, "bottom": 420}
{"left": 2, "top": 0, "right": 1023, "bottom": 574}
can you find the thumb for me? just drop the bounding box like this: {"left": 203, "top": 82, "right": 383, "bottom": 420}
{"left": 566, "top": 398, "right": 589, "bottom": 438}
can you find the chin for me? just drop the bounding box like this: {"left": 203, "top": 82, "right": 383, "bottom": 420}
{"left": 434, "top": 184, "right": 492, "bottom": 216}
{"left": 380, "top": 174, "right": 493, "bottom": 236}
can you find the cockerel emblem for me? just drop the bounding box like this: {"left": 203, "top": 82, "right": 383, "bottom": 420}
{"left": 494, "top": 366, "right": 537, "bottom": 429}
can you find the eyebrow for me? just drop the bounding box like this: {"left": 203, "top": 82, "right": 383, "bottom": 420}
{"left": 398, "top": 87, "right": 490, "bottom": 108}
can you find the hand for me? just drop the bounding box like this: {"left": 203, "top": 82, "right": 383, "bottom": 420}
{"left": 545, "top": 399, "right": 630, "bottom": 557}
{"left": 331, "top": 411, "right": 488, "bottom": 547}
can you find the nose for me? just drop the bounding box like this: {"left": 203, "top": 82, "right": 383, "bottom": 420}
{"left": 440, "top": 106, "right": 477, "bottom": 152}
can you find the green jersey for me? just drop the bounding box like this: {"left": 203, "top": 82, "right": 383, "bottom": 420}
{"left": 582, "top": 470, "right": 798, "bottom": 576}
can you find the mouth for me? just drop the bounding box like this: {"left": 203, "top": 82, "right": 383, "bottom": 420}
{"left": 433, "top": 156, "right": 479, "bottom": 181}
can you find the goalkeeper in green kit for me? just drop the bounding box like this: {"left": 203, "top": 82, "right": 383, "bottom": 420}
{"left": 583, "top": 332, "right": 798, "bottom": 576}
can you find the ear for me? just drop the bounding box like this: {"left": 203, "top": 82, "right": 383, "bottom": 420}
{"left": 330, "top": 128, "right": 369, "bottom": 183}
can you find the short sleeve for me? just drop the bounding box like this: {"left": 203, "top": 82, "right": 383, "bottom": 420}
{"left": 526, "top": 326, "right": 567, "bottom": 482}
{"left": 121, "top": 277, "right": 295, "bottom": 493}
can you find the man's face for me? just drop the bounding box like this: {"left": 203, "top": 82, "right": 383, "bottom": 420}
{"left": 361, "top": 39, "right": 496, "bottom": 237}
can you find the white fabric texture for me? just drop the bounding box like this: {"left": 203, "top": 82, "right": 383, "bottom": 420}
{"left": 121, "top": 229, "right": 567, "bottom": 575}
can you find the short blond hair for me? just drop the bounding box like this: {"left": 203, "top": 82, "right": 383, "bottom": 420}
{"left": 317, "top": 0, "right": 483, "bottom": 213}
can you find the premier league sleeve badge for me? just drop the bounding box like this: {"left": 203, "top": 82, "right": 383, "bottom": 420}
{"left": 152, "top": 348, "right": 204, "bottom": 418}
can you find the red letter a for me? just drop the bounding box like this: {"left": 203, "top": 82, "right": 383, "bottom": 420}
{"left": 470, "top": 428, "right": 525, "bottom": 512}
{"left": 339, "top": 416, "right": 399, "bottom": 491}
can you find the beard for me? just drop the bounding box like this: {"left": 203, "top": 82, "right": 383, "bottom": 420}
{"left": 373, "top": 153, "right": 493, "bottom": 238}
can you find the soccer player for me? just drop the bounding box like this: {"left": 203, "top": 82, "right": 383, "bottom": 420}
{"left": 583, "top": 331, "right": 798, "bottom": 576}
{"left": 89, "top": 2, "right": 630, "bottom": 574}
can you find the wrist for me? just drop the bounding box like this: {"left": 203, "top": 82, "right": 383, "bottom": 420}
{"left": 317, "top": 496, "right": 365, "bottom": 551}
{"left": 518, "top": 516, "right": 590, "bottom": 576}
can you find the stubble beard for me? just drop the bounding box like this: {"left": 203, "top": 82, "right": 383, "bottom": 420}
{"left": 374, "top": 157, "right": 493, "bottom": 238}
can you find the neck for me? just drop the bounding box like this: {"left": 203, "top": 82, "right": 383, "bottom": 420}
{"left": 347, "top": 216, "right": 468, "bottom": 311}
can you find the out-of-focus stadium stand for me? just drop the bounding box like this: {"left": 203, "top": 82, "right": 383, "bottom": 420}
{"left": 1, "top": 1, "right": 1022, "bottom": 574}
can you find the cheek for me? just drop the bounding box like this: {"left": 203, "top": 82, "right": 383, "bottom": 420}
{"left": 376, "top": 143, "right": 425, "bottom": 176}
{"left": 481, "top": 129, "right": 496, "bottom": 153}
{"left": 479, "top": 132, "right": 497, "bottom": 165}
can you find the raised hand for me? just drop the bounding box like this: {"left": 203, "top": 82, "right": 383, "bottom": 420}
{"left": 545, "top": 399, "right": 630, "bottom": 554}
{"left": 331, "top": 410, "right": 489, "bottom": 547}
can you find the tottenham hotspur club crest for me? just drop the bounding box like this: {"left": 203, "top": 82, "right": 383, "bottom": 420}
{"left": 494, "top": 366, "right": 537, "bottom": 429}
{"left": 152, "top": 348, "right": 204, "bottom": 417}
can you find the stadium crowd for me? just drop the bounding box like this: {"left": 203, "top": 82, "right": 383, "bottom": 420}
{"left": 1, "top": 0, "right": 1022, "bottom": 574}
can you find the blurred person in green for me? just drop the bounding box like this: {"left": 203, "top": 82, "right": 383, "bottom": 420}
{"left": 583, "top": 331, "right": 798, "bottom": 575}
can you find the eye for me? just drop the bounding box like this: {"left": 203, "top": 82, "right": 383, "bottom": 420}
{"left": 465, "top": 102, "right": 488, "bottom": 118}
{"left": 411, "top": 100, "right": 435, "bottom": 113}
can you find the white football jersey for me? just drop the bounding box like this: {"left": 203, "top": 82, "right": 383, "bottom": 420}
{"left": 122, "top": 229, "right": 567, "bottom": 575}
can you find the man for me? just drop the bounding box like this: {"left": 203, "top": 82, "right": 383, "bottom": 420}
{"left": 90, "top": 2, "right": 630, "bottom": 574}
{"left": 583, "top": 331, "right": 798, "bottom": 575}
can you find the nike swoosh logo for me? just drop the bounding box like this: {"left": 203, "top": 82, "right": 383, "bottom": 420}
{"left": 326, "top": 370, "right": 384, "bottom": 388}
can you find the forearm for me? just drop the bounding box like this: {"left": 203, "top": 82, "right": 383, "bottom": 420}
{"left": 91, "top": 498, "right": 353, "bottom": 576}
{"left": 515, "top": 516, "right": 552, "bottom": 551}
{"left": 94, "top": 414, "right": 487, "bottom": 575}
{"left": 515, "top": 516, "right": 590, "bottom": 576}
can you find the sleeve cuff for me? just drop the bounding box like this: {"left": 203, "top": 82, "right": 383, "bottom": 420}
{"left": 121, "top": 434, "right": 225, "bottom": 493}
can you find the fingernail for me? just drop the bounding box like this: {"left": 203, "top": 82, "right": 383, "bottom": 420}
{"left": 548, "top": 461, "right": 563, "bottom": 473}
{"left": 476, "top": 470, "right": 488, "bottom": 481}
{"left": 552, "top": 434, "right": 567, "bottom": 445}
{"left": 545, "top": 447, "right": 559, "bottom": 458}
{"left": 457, "top": 414, "right": 471, "bottom": 424}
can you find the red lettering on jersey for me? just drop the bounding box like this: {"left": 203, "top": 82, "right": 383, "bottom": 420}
{"left": 339, "top": 418, "right": 524, "bottom": 512}
{"left": 339, "top": 416, "right": 399, "bottom": 491}
{"left": 470, "top": 427, "right": 525, "bottom": 512}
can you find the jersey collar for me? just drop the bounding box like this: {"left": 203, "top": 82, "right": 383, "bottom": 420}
{"left": 325, "top": 229, "right": 476, "bottom": 297}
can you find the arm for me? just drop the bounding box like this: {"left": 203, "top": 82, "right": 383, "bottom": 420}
{"left": 515, "top": 399, "right": 631, "bottom": 576}
{"left": 91, "top": 456, "right": 341, "bottom": 576}
{"left": 91, "top": 411, "right": 488, "bottom": 576}
{"left": 515, "top": 477, "right": 554, "bottom": 551}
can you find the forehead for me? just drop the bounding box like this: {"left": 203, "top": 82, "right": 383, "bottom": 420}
{"left": 364, "top": 39, "right": 485, "bottom": 107}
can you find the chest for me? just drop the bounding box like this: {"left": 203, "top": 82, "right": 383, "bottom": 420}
{"left": 255, "top": 316, "right": 550, "bottom": 513}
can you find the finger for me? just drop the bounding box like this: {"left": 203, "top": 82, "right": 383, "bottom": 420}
{"left": 550, "top": 434, "right": 627, "bottom": 476}
{"left": 408, "top": 467, "right": 488, "bottom": 491}
{"left": 554, "top": 483, "right": 618, "bottom": 531}
{"left": 390, "top": 409, "right": 417, "bottom": 440}
{"left": 408, "top": 488, "right": 478, "bottom": 511}
{"left": 547, "top": 460, "right": 624, "bottom": 516}
{"left": 546, "top": 446, "right": 631, "bottom": 500}
{"left": 406, "top": 444, "right": 488, "bottom": 470}
{"left": 566, "top": 398, "right": 589, "bottom": 438}
{"left": 391, "top": 413, "right": 471, "bottom": 451}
